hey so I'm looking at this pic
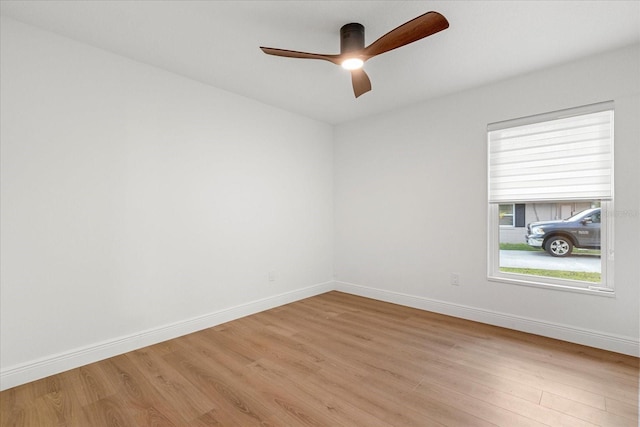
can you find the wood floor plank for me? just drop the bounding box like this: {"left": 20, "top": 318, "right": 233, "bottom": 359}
{"left": 446, "top": 342, "right": 610, "bottom": 409}
{"left": 446, "top": 333, "right": 637, "bottom": 405}
{"left": 82, "top": 396, "right": 140, "bottom": 427}
{"left": 161, "top": 347, "right": 281, "bottom": 426}
{"left": 541, "top": 391, "right": 637, "bottom": 427}
{"left": 247, "top": 356, "right": 393, "bottom": 427}
{"left": 605, "top": 396, "right": 640, "bottom": 421}
{"left": 305, "top": 361, "right": 447, "bottom": 426}
{"left": 67, "top": 361, "right": 120, "bottom": 407}
{"left": 1, "top": 291, "right": 638, "bottom": 427}
{"left": 98, "top": 354, "right": 185, "bottom": 426}
{"left": 124, "top": 347, "right": 217, "bottom": 422}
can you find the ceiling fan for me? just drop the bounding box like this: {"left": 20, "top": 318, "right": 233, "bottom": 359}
{"left": 260, "top": 11, "right": 449, "bottom": 98}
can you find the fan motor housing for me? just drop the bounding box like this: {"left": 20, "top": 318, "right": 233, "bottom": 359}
{"left": 340, "top": 23, "right": 365, "bottom": 54}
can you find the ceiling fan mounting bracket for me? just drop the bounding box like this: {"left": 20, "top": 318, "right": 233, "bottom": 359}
{"left": 340, "top": 23, "right": 365, "bottom": 54}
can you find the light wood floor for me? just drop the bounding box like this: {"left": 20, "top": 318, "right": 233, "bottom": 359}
{"left": 1, "top": 291, "right": 638, "bottom": 426}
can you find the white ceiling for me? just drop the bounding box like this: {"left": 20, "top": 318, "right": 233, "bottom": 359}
{"left": 1, "top": 1, "right": 639, "bottom": 124}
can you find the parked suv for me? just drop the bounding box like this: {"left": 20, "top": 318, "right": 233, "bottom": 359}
{"left": 525, "top": 208, "right": 601, "bottom": 257}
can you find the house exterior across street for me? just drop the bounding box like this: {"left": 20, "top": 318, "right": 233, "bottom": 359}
{"left": 499, "top": 201, "right": 596, "bottom": 244}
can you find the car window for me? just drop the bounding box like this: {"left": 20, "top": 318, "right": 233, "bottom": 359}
{"left": 567, "top": 208, "right": 597, "bottom": 222}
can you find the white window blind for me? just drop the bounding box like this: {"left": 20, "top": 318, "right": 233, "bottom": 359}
{"left": 488, "top": 103, "right": 614, "bottom": 203}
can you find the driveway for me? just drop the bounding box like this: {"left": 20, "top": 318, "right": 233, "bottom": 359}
{"left": 499, "top": 250, "right": 601, "bottom": 273}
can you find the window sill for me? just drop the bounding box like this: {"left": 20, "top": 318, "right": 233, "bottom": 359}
{"left": 488, "top": 273, "right": 615, "bottom": 297}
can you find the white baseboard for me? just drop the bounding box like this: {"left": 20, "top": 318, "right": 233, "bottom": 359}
{"left": 0, "top": 281, "right": 333, "bottom": 391}
{"left": 334, "top": 281, "right": 640, "bottom": 358}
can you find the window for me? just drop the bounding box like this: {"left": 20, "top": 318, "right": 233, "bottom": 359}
{"left": 499, "top": 203, "right": 526, "bottom": 227}
{"left": 499, "top": 204, "right": 514, "bottom": 226}
{"left": 487, "top": 102, "right": 614, "bottom": 294}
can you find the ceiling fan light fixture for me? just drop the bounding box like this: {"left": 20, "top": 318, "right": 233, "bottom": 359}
{"left": 341, "top": 57, "right": 364, "bottom": 70}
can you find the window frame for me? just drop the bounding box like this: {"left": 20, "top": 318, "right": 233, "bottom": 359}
{"left": 487, "top": 103, "right": 615, "bottom": 295}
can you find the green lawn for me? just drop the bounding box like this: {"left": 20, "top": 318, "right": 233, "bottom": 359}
{"left": 499, "top": 243, "right": 600, "bottom": 256}
{"left": 500, "top": 267, "right": 600, "bottom": 283}
{"left": 499, "top": 243, "right": 541, "bottom": 251}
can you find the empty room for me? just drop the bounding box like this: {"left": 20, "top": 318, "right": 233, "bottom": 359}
{"left": 1, "top": 1, "right": 638, "bottom": 426}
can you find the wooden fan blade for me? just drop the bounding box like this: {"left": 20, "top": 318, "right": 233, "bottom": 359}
{"left": 351, "top": 68, "right": 372, "bottom": 98}
{"left": 363, "top": 11, "right": 449, "bottom": 58}
{"left": 260, "top": 47, "right": 342, "bottom": 65}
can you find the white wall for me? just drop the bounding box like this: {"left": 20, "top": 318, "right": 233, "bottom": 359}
{"left": 334, "top": 44, "right": 640, "bottom": 355}
{"left": 0, "top": 17, "right": 334, "bottom": 389}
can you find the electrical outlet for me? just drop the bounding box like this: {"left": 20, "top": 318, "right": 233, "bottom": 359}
{"left": 450, "top": 273, "right": 460, "bottom": 286}
{"left": 268, "top": 270, "right": 277, "bottom": 282}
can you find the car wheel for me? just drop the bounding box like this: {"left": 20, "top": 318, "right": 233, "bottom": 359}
{"left": 545, "top": 236, "right": 573, "bottom": 257}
